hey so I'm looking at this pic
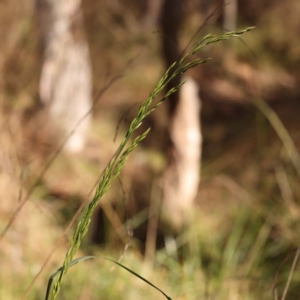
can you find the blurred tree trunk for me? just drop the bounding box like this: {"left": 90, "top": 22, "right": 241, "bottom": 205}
{"left": 160, "top": 0, "right": 184, "bottom": 115}
{"left": 223, "top": 0, "right": 238, "bottom": 31}
{"left": 160, "top": 0, "right": 202, "bottom": 228}
{"left": 36, "top": 0, "right": 92, "bottom": 153}
{"left": 143, "top": 0, "right": 162, "bottom": 29}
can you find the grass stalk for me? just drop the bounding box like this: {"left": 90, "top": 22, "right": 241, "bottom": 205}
{"left": 281, "top": 248, "right": 300, "bottom": 300}
{"left": 50, "top": 27, "right": 254, "bottom": 300}
{"left": 254, "top": 98, "right": 300, "bottom": 179}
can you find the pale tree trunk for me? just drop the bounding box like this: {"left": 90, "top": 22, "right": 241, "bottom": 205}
{"left": 36, "top": 0, "right": 92, "bottom": 153}
{"left": 160, "top": 0, "right": 202, "bottom": 228}
{"left": 143, "top": 0, "right": 163, "bottom": 29}
{"left": 223, "top": 0, "right": 238, "bottom": 31}
{"left": 162, "top": 77, "right": 202, "bottom": 227}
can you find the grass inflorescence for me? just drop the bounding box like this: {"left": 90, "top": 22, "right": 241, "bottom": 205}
{"left": 50, "top": 27, "right": 254, "bottom": 300}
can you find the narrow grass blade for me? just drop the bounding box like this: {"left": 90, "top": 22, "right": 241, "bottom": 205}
{"left": 254, "top": 98, "right": 300, "bottom": 179}
{"left": 46, "top": 256, "right": 172, "bottom": 300}
{"left": 102, "top": 257, "right": 172, "bottom": 300}
{"left": 45, "top": 256, "right": 97, "bottom": 300}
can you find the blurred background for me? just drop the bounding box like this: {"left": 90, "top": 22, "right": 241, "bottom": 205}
{"left": 0, "top": 0, "right": 300, "bottom": 299}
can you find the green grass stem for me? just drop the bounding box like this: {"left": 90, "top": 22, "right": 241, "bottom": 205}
{"left": 50, "top": 27, "right": 254, "bottom": 300}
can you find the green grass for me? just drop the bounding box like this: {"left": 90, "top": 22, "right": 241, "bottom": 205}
{"left": 48, "top": 28, "right": 255, "bottom": 300}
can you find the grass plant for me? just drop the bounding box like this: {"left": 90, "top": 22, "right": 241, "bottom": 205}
{"left": 48, "top": 27, "right": 254, "bottom": 299}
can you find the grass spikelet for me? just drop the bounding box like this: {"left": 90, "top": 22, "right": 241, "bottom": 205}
{"left": 192, "top": 27, "right": 255, "bottom": 54}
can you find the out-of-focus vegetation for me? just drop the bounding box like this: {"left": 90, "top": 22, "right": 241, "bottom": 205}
{"left": 0, "top": 0, "right": 300, "bottom": 299}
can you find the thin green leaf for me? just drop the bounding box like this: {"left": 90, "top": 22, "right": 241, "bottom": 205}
{"left": 47, "top": 256, "right": 172, "bottom": 300}
{"left": 45, "top": 256, "right": 97, "bottom": 300}
{"left": 101, "top": 257, "right": 172, "bottom": 300}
